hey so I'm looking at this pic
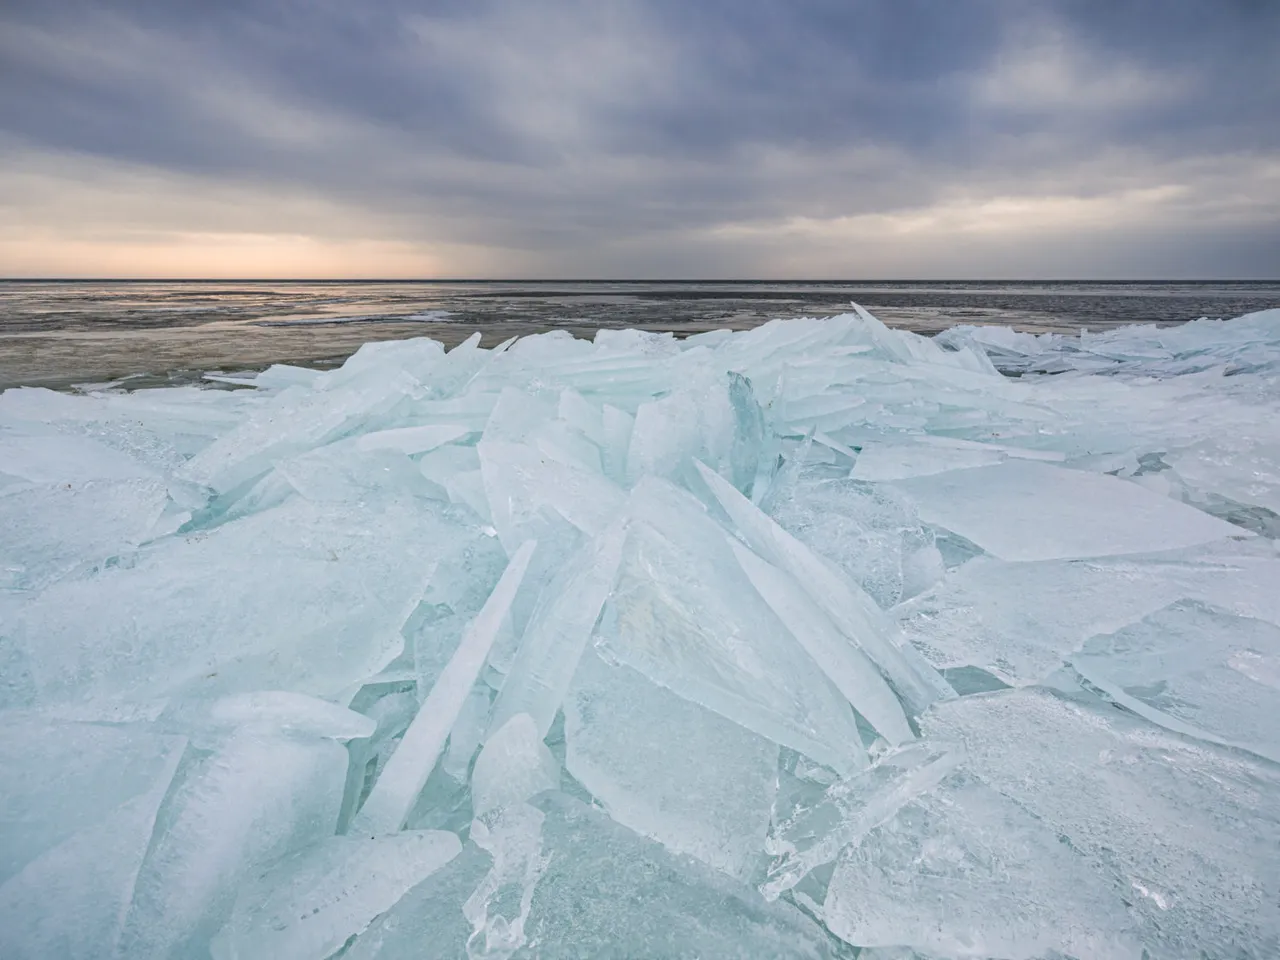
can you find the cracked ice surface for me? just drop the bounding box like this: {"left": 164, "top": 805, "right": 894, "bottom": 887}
{"left": 1, "top": 307, "right": 1279, "bottom": 958}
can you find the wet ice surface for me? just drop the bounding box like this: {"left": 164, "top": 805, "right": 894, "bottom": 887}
{"left": 6, "top": 279, "right": 1280, "bottom": 390}
{"left": 1, "top": 306, "right": 1279, "bottom": 958}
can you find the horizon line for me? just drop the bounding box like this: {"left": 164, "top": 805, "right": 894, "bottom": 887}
{"left": 2, "top": 277, "right": 1278, "bottom": 284}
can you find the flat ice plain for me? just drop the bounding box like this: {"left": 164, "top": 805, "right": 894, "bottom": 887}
{"left": 1, "top": 306, "right": 1278, "bottom": 958}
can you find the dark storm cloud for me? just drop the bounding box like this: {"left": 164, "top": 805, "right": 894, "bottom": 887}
{"left": 1, "top": 0, "right": 1278, "bottom": 275}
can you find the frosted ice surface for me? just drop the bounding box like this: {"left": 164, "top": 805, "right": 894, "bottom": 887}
{"left": 210, "top": 831, "right": 460, "bottom": 960}
{"left": 924, "top": 686, "right": 1280, "bottom": 957}
{"left": 566, "top": 650, "right": 778, "bottom": 879}
{"left": 343, "top": 794, "right": 842, "bottom": 959}
{"left": 762, "top": 741, "right": 962, "bottom": 901}
{"left": 120, "top": 727, "right": 350, "bottom": 957}
{"left": 464, "top": 801, "right": 547, "bottom": 959}
{"left": 3, "top": 309, "right": 1280, "bottom": 956}
{"left": 891, "top": 459, "right": 1241, "bottom": 561}
{"left": 0, "top": 477, "right": 173, "bottom": 590}
{"left": 850, "top": 440, "right": 1005, "bottom": 481}
{"left": 897, "top": 548, "right": 1280, "bottom": 684}
{"left": 823, "top": 774, "right": 1141, "bottom": 959}
{"left": 0, "top": 432, "right": 161, "bottom": 484}
{"left": 9, "top": 497, "right": 451, "bottom": 706}
{"left": 1072, "top": 599, "right": 1280, "bottom": 762}
{"left": 208, "top": 690, "right": 377, "bottom": 740}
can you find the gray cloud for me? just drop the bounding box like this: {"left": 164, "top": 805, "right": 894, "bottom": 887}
{"left": 1, "top": 0, "right": 1277, "bottom": 276}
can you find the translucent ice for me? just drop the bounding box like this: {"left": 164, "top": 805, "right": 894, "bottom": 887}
{"left": 1071, "top": 599, "right": 1280, "bottom": 762}
{"left": 3, "top": 306, "right": 1280, "bottom": 957}
{"left": 924, "top": 686, "right": 1280, "bottom": 956}
{"left": 891, "top": 459, "right": 1241, "bottom": 561}
{"left": 823, "top": 774, "right": 1141, "bottom": 958}
{"left": 119, "top": 726, "right": 350, "bottom": 957}
{"left": 471, "top": 713, "right": 559, "bottom": 817}
{"left": 352, "top": 540, "right": 535, "bottom": 835}
{"left": 209, "top": 831, "right": 460, "bottom": 960}
{"left": 566, "top": 650, "right": 779, "bottom": 879}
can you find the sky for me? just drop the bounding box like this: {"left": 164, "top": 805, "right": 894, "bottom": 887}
{"left": 1, "top": 0, "right": 1278, "bottom": 279}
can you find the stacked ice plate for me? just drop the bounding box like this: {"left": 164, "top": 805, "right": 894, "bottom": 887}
{"left": 1, "top": 306, "right": 1277, "bottom": 959}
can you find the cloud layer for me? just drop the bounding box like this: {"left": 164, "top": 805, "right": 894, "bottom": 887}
{"left": 2, "top": 0, "right": 1278, "bottom": 277}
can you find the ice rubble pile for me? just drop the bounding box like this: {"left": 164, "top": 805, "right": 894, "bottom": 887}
{"left": 1, "top": 307, "right": 1278, "bottom": 959}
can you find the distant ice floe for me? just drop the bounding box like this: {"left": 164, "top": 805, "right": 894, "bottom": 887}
{"left": 1, "top": 306, "right": 1278, "bottom": 959}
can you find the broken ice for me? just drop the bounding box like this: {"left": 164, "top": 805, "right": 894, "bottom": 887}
{"left": 2, "top": 307, "right": 1278, "bottom": 958}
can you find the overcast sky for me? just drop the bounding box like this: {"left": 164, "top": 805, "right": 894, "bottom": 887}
{"left": 2, "top": 0, "right": 1277, "bottom": 278}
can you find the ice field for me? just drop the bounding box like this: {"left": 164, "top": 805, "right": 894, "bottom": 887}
{"left": 1, "top": 306, "right": 1278, "bottom": 958}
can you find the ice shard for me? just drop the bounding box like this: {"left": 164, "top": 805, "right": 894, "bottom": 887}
{"left": 352, "top": 539, "right": 536, "bottom": 835}
{"left": 566, "top": 650, "right": 779, "bottom": 879}
{"left": 694, "top": 460, "right": 952, "bottom": 718}
{"left": 209, "top": 831, "right": 461, "bottom": 960}
{"left": 3, "top": 306, "right": 1279, "bottom": 957}
{"left": 486, "top": 520, "right": 627, "bottom": 739}
{"left": 890, "top": 459, "right": 1241, "bottom": 561}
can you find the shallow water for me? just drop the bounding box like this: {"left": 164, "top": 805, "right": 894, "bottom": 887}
{"left": 3, "top": 279, "right": 1277, "bottom": 389}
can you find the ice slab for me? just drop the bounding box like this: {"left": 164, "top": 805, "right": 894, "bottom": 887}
{"left": 9, "top": 497, "right": 450, "bottom": 707}
{"left": 352, "top": 540, "right": 535, "bottom": 835}
{"left": 0, "top": 716, "right": 187, "bottom": 885}
{"left": 471, "top": 713, "right": 559, "bottom": 817}
{"left": 0, "top": 430, "right": 161, "bottom": 484}
{"left": 602, "top": 476, "right": 866, "bottom": 773}
{"left": 762, "top": 741, "right": 961, "bottom": 901}
{"left": 897, "top": 549, "right": 1280, "bottom": 684}
{"left": 119, "top": 728, "right": 350, "bottom": 958}
{"left": 924, "top": 686, "right": 1280, "bottom": 957}
{"left": 729, "top": 538, "right": 914, "bottom": 746}
{"left": 891, "top": 459, "right": 1242, "bottom": 561}
{"left": 1072, "top": 599, "right": 1280, "bottom": 762}
{"left": 0, "top": 743, "right": 184, "bottom": 960}
{"left": 566, "top": 651, "right": 778, "bottom": 879}
{"left": 696, "top": 461, "right": 952, "bottom": 720}
{"left": 343, "top": 793, "right": 842, "bottom": 959}
{"left": 210, "top": 831, "right": 461, "bottom": 960}
{"left": 486, "top": 520, "right": 627, "bottom": 739}
{"left": 823, "top": 774, "right": 1141, "bottom": 959}
{"left": 768, "top": 474, "right": 944, "bottom": 609}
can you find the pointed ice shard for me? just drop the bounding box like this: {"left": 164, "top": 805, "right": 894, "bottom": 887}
{"left": 486, "top": 519, "right": 627, "bottom": 740}
{"left": 729, "top": 538, "right": 914, "bottom": 746}
{"left": 604, "top": 477, "right": 866, "bottom": 773}
{"left": 351, "top": 540, "right": 536, "bottom": 836}
{"left": 694, "top": 460, "right": 952, "bottom": 717}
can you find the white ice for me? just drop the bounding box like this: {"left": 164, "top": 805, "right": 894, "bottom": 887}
{"left": 2, "top": 306, "right": 1278, "bottom": 958}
